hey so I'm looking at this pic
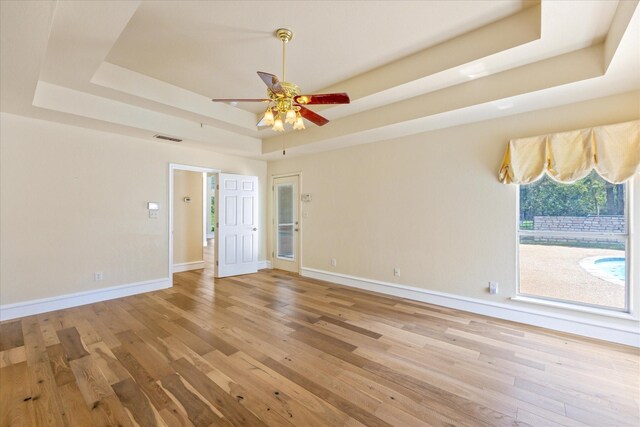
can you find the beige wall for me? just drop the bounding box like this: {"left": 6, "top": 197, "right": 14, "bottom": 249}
{"left": 0, "top": 113, "right": 267, "bottom": 305}
{"left": 268, "top": 91, "right": 640, "bottom": 328}
{"left": 172, "top": 170, "right": 203, "bottom": 266}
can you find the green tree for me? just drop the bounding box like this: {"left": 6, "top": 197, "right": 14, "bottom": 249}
{"left": 519, "top": 171, "right": 622, "bottom": 221}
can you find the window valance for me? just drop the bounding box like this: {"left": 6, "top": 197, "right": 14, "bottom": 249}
{"left": 498, "top": 120, "right": 639, "bottom": 185}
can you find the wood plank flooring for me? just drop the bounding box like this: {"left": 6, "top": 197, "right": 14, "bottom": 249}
{"left": 1, "top": 265, "right": 638, "bottom": 426}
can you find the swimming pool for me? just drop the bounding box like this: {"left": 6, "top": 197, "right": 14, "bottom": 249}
{"left": 594, "top": 257, "right": 626, "bottom": 281}
{"left": 579, "top": 255, "right": 626, "bottom": 286}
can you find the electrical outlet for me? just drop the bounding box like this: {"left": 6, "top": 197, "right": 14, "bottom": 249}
{"left": 95, "top": 272, "right": 104, "bottom": 281}
{"left": 393, "top": 267, "right": 401, "bottom": 277}
{"left": 489, "top": 281, "right": 498, "bottom": 294}
{"left": 149, "top": 211, "right": 159, "bottom": 219}
{"left": 330, "top": 258, "right": 337, "bottom": 267}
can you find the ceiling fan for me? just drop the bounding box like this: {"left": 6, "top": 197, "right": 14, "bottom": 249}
{"left": 211, "top": 28, "right": 350, "bottom": 132}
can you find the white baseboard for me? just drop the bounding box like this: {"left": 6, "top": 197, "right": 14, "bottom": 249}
{"left": 301, "top": 267, "right": 640, "bottom": 347}
{"left": 0, "top": 277, "right": 171, "bottom": 321}
{"left": 258, "top": 260, "right": 272, "bottom": 270}
{"left": 172, "top": 261, "right": 205, "bottom": 273}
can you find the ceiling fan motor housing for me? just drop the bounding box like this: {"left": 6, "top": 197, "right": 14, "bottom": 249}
{"left": 270, "top": 81, "right": 301, "bottom": 113}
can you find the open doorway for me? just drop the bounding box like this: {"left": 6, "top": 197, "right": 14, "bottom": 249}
{"left": 204, "top": 173, "right": 216, "bottom": 271}
{"left": 169, "top": 164, "right": 219, "bottom": 277}
{"left": 206, "top": 174, "right": 216, "bottom": 241}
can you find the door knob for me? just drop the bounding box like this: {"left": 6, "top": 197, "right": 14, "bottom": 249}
{"left": 252, "top": 228, "right": 257, "bottom": 231}
{"left": 294, "top": 228, "right": 299, "bottom": 232}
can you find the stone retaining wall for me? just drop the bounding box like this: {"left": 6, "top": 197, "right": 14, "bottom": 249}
{"left": 527, "top": 215, "right": 625, "bottom": 247}
{"left": 533, "top": 215, "right": 625, "bottom": 233}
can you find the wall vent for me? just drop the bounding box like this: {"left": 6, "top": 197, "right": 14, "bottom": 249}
{"left": 153, "top": 134, "right": 182, "bottom": 142}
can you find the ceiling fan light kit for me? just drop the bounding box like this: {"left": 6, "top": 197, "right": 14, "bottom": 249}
{"left": 211, "top": 28, "right": 350, "bottom": 132}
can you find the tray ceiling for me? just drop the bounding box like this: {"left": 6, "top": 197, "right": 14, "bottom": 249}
{"left": 1, "top": 1, "right": 638, "bottom": 158}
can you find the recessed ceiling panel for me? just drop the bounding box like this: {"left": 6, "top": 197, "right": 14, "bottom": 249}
{"left": 106, "top": 1, "right": 532, "bottom": 111}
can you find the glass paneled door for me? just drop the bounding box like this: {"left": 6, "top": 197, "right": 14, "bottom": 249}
{"left": 273, "top": 175, "right": 299, "bottom": 273}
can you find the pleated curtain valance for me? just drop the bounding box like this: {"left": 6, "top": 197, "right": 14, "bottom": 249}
{"left": 498, "top": 120, "right": 640, "bottom": 185}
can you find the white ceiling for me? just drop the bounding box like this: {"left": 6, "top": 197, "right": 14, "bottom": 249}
{"left": 1, "top": 1, "right": 638, "bottom": 159}
{"left": 106, "top": 0, "right": 533, "bottom": 110}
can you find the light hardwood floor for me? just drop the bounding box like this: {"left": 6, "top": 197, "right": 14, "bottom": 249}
{"left": 1, "top": 263, "right": 638, "bottom": 426}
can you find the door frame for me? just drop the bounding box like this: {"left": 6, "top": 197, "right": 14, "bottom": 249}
{"left": 169, "top": 163, "right": 220, "bottom": 277}
{"left": 205, "top": 174, "right": 216, "bottom": 241}
{"left": 271, "top": 172, "right": 302, "bottom": 273}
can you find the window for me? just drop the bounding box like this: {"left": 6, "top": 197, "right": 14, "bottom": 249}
{"left": 276, "top": 183, "right": 294, "bottom": 259}
{"left": 518, "top": 171, "right": 629, "bottom": 311}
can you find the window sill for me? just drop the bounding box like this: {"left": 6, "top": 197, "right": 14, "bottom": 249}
{"left": 510, "top": 296, "right": 637, "bottom": 321}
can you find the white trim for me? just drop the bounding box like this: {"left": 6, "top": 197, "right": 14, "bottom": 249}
{"left": 202, "top": 173, "right": 208, "bottom": 247}
{"left": 627, "top": 178, "right": 637, "bottom": 318}
{"left": 0, "top": 278, "right": 171, "bottom": 321}
{"left": 271, "top": 171, "right": 303, "bottom": 179}
{"left": 172, "top": 261, "right": 205, "bottom": 273}
{"left": 170, "top": 163, "right": 221, "bottom": 174}
{"left": 301, "top": 267, "right": 640, "bottom": 347}
{"left": 258, "top": 260, "right": 272, "bottom": 270}
{"left": 271, "top": 173, "right": 302, "bottom": 273}
{"left": 510, "top": 296, "right": 634, "bottom": 319}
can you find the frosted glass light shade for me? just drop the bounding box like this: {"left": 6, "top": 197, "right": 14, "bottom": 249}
{"left": 293, "top": 115, "right": 305, "bottom": 130}
{"left": 272, "top": 117, "right": 284, "bottom": 132}
{"left": 263, "top": 109, "right": 274, "bottom": 126}
{"left": 285, "top": 109, "right": 297, "bottom": 124}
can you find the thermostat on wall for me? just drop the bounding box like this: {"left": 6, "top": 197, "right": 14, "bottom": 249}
{"left": 301, "top": 193, "right": 312, "bottom": 202}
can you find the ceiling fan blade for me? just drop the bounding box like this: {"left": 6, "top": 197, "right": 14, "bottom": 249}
{"left": 211, "top": 98, "right": 269, "bottom": 103}
{"left": 257, "top": 71, "right": 284, "bottom": 94}
{"left": 294, "top": 93, "right": 350, "bottom": 105}
{"left": 298, "top": 106, "right": 329, "bottom": 126}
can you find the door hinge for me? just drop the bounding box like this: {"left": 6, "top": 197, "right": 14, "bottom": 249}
{"left": 216, "top": 184, "right": 219, "bottom": 190}
{"left": 272, "top": 251, "right": 274, "bottom": 257}
{"left": 216, "top": 222, "right": 219, "bottom": 228}
{"left": 216, "top": 260, "right": 219, "bottom": 266}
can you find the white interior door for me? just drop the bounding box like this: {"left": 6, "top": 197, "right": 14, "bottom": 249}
{"left": 273, "top": 175, "right": 299, "bottom": 273}
{"left": 215, "top": 173, "right": 259, "bottom": 278}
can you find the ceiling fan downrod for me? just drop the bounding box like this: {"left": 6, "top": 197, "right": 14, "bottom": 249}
{"left": 276, "top": 28, "right": 293, "bottom": 82}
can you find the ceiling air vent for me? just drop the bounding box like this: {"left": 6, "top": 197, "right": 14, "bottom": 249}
{"left": 153, "top": 134, "right": 182, "bottom": 142}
